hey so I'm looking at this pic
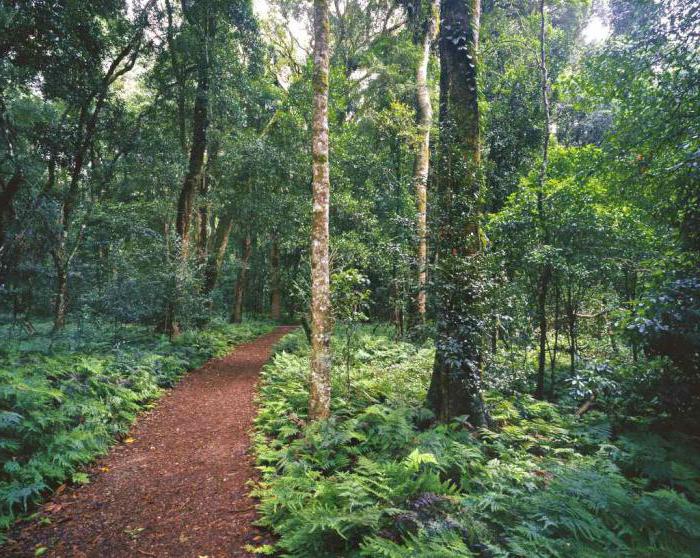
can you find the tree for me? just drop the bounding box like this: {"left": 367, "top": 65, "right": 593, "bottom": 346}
{"left": 412, "top": 0, "right": 439, "bottom": 322}
{"left": 308, "top": 0, "right": 333, "bottom": 422}
{"left": 427, "top": 0, "right": 488, "bottom": 425}
{"left": 535, "top": 0, "right": 552, "bottom": 399}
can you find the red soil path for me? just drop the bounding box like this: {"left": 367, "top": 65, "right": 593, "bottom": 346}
{"left": 7, "top": 326, "right": 296, "bottom": 558}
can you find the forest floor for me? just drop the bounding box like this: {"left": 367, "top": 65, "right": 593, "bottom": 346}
{"left": 6, "top": 326, "right": 296, "bottom": 558}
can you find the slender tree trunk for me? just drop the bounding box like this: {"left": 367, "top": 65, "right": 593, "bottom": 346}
{"left": 566, "top": 283, "right": 577, "bottom": 373}
{"left": 231, "top": 234, "right": 252, "bottom": 324}
{"left": 165, "top": 0, "right": 188, "bottom": 155}
{"left": 203, "top": 214, "right": 233, "bottom": 294}
{"left": 535, "top": 0, "right": 552, "bottom": 400}
{"left": 308, "top": 0, "right": 332, "bottom": 422}
{"left": 427, "top": 0, "right": 487, "bottom": 425}
{"left": 53, "top": 263, "right": 68, "bottom": 332}
{"left": 413, "top": 0, "right": 439, "bottom": 322}
{"left": 536, "top": 267, "right": 551, "bottom": 398}
{"left": 270, "top": 234, "right": 281, "bottom": 320}
{"left": 549, "top": 279, "right": 560, "bottom": 398}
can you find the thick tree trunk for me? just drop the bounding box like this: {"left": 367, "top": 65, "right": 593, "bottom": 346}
{"left": 0, "top": 170, "right": 23, "bottom": 251}
{"left": 270, "top": 234, "right": 281, "bottom": 320}
{"left": 175, "top": 46, "right": 210, "bottom": 259}
{"left": 203, "top": 213, "right": 233, "bottom": 294}
{"left": 413, "top": 0, "right": 439, "bottom": 322}
{"left": 230, "top": 234, "right": 252, "bottom": 324}
{"left": 427, "top": 0, "right": 487, "bottom": 426}
{"left": 308, "top": 0, "right": 332, "bottom": 422}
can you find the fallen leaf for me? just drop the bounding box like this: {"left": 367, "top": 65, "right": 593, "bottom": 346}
{"left": 124, "top": 437, "right": 135, "bottom": 444}
{"left": 44, "top": 503, "right": 62, "bottom": 513}
{"left": 100, "top": 466, "right": 110, "bottom": 472}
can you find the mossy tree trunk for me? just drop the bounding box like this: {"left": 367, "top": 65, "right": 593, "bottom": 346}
{"left": 308, "top": 0, "right": 332, "bottom": 422}
{"left": 413, "top": 0, "right": 439, "bottom": 322}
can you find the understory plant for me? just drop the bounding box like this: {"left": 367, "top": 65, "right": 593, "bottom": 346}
{"left": 252, "top": 327, "right": 700, "bottom": 557}
{"left": 0, "top": 319, "right": 273, "bottom": 534}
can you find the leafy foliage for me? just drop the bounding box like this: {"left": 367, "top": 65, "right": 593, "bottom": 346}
{"left": 253, "top": 328, "right": 700, "bottom": 557}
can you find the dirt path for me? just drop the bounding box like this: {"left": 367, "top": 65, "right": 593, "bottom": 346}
{"left": 7, "top": 326, "right": 296, "bottom": 558}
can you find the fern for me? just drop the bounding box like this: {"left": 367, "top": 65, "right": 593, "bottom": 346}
{"left": 253, "top": 326, "right": 700, "bottom": 557}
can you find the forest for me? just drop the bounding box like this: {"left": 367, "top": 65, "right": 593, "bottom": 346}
{"left": 0, "top": 0, "right": 699, "bottom": 556}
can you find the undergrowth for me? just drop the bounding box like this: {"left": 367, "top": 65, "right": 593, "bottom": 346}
{"left": 252, "top": 327, "right": 700, "bottom": 557}
{"left": 0, "top": 318, "right": 273, "bottom": 535}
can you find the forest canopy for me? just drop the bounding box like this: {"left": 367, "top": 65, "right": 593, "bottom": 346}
{"left": 0, "top": 0, "right": 699, "bottom": 555}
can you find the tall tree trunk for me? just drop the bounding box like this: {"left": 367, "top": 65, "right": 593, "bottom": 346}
{"left": 566, "top": 282, "right": 577, "bottom": 373}
{"left": 165, "top": 0, "right": 188, "bottom": 155}
{"left": 175, "top": 40, "right": 210, "bottom": 259}
{"left": 535, "top": 0, "right": 552, "bottom": 400}
{"left": 308, "top": 0, "right": 332, "bottom": 422}
{"left": 427, "top": 0, "right": 487, "bottom": 425}
{"left": 413, "top": 0, "right": 439, "bottom": 322}
{"left": 536, "top": 266, "right": 551, "bottom": 398}
{"left": 230, "top": 234, "right": 252, "bottom": 324}
{"left": 203, "top": 213, "right": 233, "bottom": 294}
{"left": 270, "top": 233, "right": 282, "bottom": 320}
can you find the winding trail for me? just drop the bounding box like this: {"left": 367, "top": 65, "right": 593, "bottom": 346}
{"left": 7, "top": 326, "right": 295, "bottom": 558}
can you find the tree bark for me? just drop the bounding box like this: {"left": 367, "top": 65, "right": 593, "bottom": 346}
{"left": 197, "top": 139, "right": 219, "bottom": 267}
{"left": 308, "top": 0, "right": 332, "bottom": 422}
{"left": 0, "top": 170, "right": 23, "bottom": 251}
{"left": 175, "top": 37, "right": 210, "bottom": 259}
{"left": 203, "top": 213, "right": 233, "bottom": 294}
{"left": 535, "top": 0, "right": 552, "bottom": 399}
{"left": 270, "top": 233, "right": 281, "bottom": 320}
{"left": 427, "top": 0, "right": 487, "bottom": 426}
{"left": 413, "top": 0, "right": 439, "bottom": 322}
{"left": 230, "top": 234, "right": 252, "bottom": 324}
{"left": 53, "top": 264, "right": 68, "bottom": 332}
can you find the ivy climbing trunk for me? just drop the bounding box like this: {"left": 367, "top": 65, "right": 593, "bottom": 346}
{"left": 427, "top": 0, "right": 488, "bottom": 426}
{"left": 308, "top": 0, "right": 332, "bottom": 422}
{"left": 413, "top": 0, "right": 439, "bottom": 322}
